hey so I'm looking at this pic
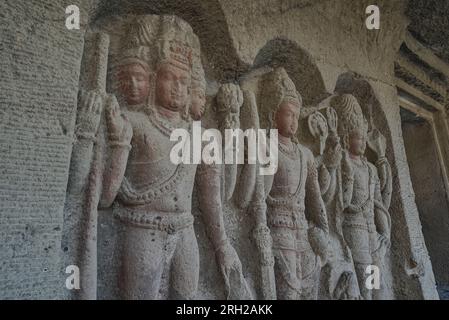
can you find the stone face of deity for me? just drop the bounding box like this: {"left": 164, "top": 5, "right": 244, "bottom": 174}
{"left": 347, "top": 128, "right": 367, "bottom": 157}
{"left": 118, "top": 62, "right": 151, "bottom": 106}
{"left": 155, "top": 63, "right": 191, "bottom": 112}
{"left": 274, "top": 100, "right": 301, "bottom": 139}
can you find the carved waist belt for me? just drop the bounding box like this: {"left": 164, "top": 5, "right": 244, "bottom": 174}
{"left": 267, "top": 208, "right": 308, "bottom": 230}
{"left": 266, "top": 195, "right": 305, "bottom": 211}
{"left": 117, "top": 164, "right": 188, "bottom": 206}
{"left": 342, "top": 216, "right": 376, "bottom": 233}
{"left": 113, "top": 205, "right": 194, "bottom": 234}
{"left": 343, "top": 199, "right": 376, "bottom": 233}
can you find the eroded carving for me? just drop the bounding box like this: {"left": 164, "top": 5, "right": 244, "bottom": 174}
{"left": 316, "top": 93, "right": 393, "bottom": 300}
{"left": 65, "top": 13, "right": 397, "bottom": 301}
{"left": 238, "top": 67, "right": 329, "bottom": 300}
{"left": 68, "top": 15, "right": 250, "bottom": 300}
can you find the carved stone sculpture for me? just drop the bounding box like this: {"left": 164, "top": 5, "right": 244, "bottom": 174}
{"left": 319, "top": 93, "right": 392, "bottom": 300}
{"left": 248, "top": 67, "right": 329, "bottom": 300}
{"left": 215, "top": 83, "right": 244, "bottom": 201}
{"left": 93, "top": 15, "right": 246, "bottom": 300}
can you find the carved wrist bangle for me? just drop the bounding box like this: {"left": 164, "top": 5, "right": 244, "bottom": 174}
{"left": 76, "top": 132, "right": 96, "bottom": 142}
{"left": 109, "top": 141, "right": 132, "bottom": 150}
{"left": 376, "top": 157, "right": 387, "bottom": 166}
{"left": 214, "top": 238, "right": 229, "bottom": 252}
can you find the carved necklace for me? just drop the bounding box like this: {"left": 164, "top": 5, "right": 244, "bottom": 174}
{"left": 351, "top": 156, "right": 369, "bottom": 168}
{"left": 278, "top": 140, "right": 300, "bottom": 160}
{"left": 267, "top": 143, "right": 304, "bottom": 206}
{"left": 146, "top": 106, "right": 189, "bottom": 137}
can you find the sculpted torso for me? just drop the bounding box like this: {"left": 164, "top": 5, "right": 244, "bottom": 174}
{"left": 350, "top": 158, "right": 370, "bottom": 207}
{"left": 119, "top": 110, "right": 196, "bottom": 213}
{"left": 270, "top": 147, "right": 303, "bottom": 200}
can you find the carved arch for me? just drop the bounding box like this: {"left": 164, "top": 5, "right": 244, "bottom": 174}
{"left": 89, "top": 0, "right": 248, "bottom": 81}
{"left": 334, "top": 72, "right": 392, "bottom": 162}
{"left": 253, "top": 37, "right": 329, "bottom": 106}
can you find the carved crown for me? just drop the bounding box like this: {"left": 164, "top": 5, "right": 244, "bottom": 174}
{"left": 259, "top": 67, "right": 303, "bottom": 130}
{"left": 331, "top": 94, "right": 368, "bottom": 137}
{"left": 156, "top": 16, "right": 201, "bottom": 72}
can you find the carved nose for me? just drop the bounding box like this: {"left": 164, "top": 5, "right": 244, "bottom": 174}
{"left": 131, "top": 77, "right": 138, "bottom": 88}
{"left": 173, "top": 81, "right": 181, "bottom": 92}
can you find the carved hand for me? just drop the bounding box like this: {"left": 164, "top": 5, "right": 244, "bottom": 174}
{"left": 325, "top": 107, "right": 338, "bottom": 135}
{"left": 217, "top": 83, "right": 243, "bottom": 118}
{"left": 376, "top": 233, "right": 390, "bottom": 257}
{"left": 105, "top": 95, "right": 132, "bottom": 143}
{"left": 367, "top": 128, "right": 386, "bottom": 158}
{"left": 323, "top": 133, "right": 342, "bottom": 169}
{"left": 76, "top": 89, "right": 103, "bottom": 136}
{"left": 215, "top": 240, "right": 244, "bottom": 291}
{"left": 341, "top": 150, "right": 354, "bottom": 177}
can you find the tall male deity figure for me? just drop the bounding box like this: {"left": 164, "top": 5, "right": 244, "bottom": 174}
{"left": 320, "top": 94, "right": 392, "bottom": 300}
{"left": 99, "top": 16, "right": 243, "bottom": 299}
{"left": 258, "top": 68, "right": 329, "bottom": 300}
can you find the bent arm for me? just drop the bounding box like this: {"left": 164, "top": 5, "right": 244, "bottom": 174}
{"left": 318, "top": 162, "right": 339, "bottom": 206}
{"left": 305, "top": 155, "right": 329, "bottom": 234}
{"left": 67, "top": 136, "right": 97, "bottom": 196}
{"left": 196, "top": 163, "right": 228, "bottom": 249}
{"left": 99, "top": 140, "right": 131, "bottom": 208}
{"left": 376, "top": 156, "right": 392, "bottom": 209}
{"left": 374, "top": 171, "right": 391, "bottom": 239}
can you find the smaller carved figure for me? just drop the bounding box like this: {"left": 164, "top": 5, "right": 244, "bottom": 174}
{"left": 257, "top": 68, "right": 329, "bottom": 300}
{"left": 319, "top": 94, "right": 392, "bottom": 300}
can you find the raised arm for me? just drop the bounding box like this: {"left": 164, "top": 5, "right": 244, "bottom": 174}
{"left": 372, "top": 165, "right": 391, "bottom": 258}
{"left": 376, "top": 156, "right": 392, "bottom": 209}
{"left": 99, "top": 95, "right": 132, "bottom": 208}
{"left": 318, "top": 108, "right": 343, "bottom": 203}
{"left": 304, "top": 149, "right": 330, "bottom": 263}
{"left": 216, "top": 83, "right": 244, "bottom": 202}
{"left": 367, "top": 128, "right": 392, "bottom": 208}
{"left": 67, "top": 90, "right": 103, "bottom": 196}
{"left": 319, "top": 133, "right": 342, "bottom": 202}
{"left": 305, "top": 150, "right": 329, "bottom": 233}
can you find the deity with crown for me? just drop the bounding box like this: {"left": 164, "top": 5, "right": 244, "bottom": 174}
{"left": 98, "top": 15, "right": 246, "bottom": 300}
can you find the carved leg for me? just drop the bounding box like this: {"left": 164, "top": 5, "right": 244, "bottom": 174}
{"left": 298, "top": 248, "right": 321, "bottom": 300}
{"left": 169, "top": 226, "right": 199, "bottom": 300}
{"left": 271, "top": 227, "right": 300, "bottom": 300}
{"left": 120, "top": 224, "right": 169, "bottom": 300}
{"left": 342, "top": 225, "right": 372, "bottom": 300}
{"left": 273, "top": 247, "right": 300, "bottom": 300}
{"left": 354, "top": 262, "right": 372, "bottom": 300}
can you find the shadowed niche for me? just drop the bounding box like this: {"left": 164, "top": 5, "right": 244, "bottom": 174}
{"left": 253, "top": 38, "right": 329, "bottom": 106}
{"left": 91, "top": 0, "right": 249, "bottom": 82}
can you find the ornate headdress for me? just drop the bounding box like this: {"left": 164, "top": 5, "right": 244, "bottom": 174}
{"left": 331, "top": 94, "right": 368, "bottom": 138}
{"left": 115, "top": 47, "right": 151, "bottom": 72}
{"left": 191, "top": 55, "right": 206, "bottom": 91}
{"left": 156, "top": 15, "right": 201, "bottom": 72}
{"left": 113, "top": 16, "right": 157, "bottom": 71}
{"left": 259, "top": 67, "right": 303, "bottom": 130}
